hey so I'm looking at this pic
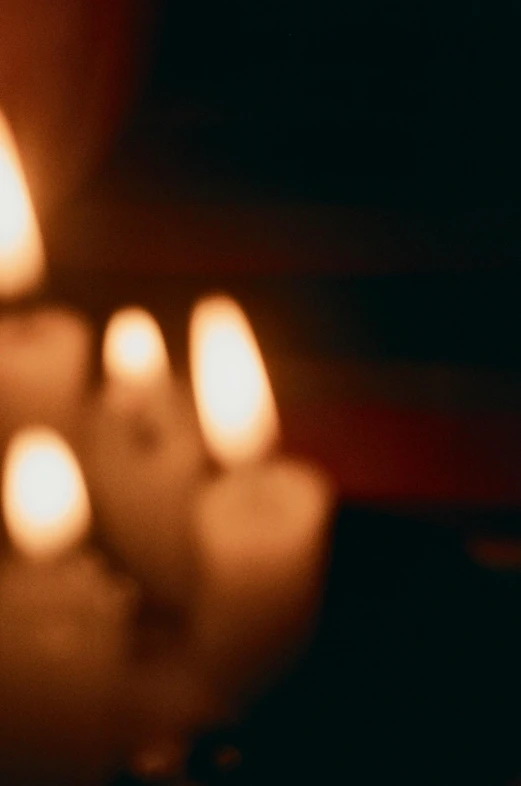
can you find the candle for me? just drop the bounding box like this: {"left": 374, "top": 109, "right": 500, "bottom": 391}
{"left": 189, "top": 295, "right": 335, "bottom": 706}
{"left": 83, "top": 306, "right": 204, "bottom": 606}
{"left": 0, "top": 307, "right": 94, "bottom": 448}
{"left": 0, "top": 108, "right": 92, "bottom": 449}
{"left": 0, "top": 426, "right": 135, "bottom": 785}
{"left": 102, "top": 305, "right": 174, "bottom": 423}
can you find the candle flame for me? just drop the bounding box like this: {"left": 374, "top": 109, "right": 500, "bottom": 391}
{"left": 0, "top": 109, "right": 45, "bottom": 300}
{"left": 103, "top": 307, "right": 169, "bottom": 386}
{"left": 190, "top": 295, "right": 279, "bottom": 466}
{"left": 2, "top": 427, "right": 90, "bottom": 559}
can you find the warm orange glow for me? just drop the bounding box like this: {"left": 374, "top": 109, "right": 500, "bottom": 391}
{"left": 0, "top": 109, "right": 45, "bottom": 300}
{"left": 2, "top": 427, "right": 90, "bottom": 559}
{"left": 103, "top": 307, "right": 169, "bottom": 386}
{"left": 190, "top": 295, "right": 279, "bottom": 466}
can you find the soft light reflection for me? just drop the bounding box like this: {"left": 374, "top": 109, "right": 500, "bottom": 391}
{"left": 103, "top": 307, "right": 169, "bottom": 386}
{"left": 2, "top": 427, "right": 90, "bottom": 559}
{"left": 190, "top": 295, "right": 279, "bottom": 466}
{"left": 0, "top": 109, "right": 45, "bottom": 300}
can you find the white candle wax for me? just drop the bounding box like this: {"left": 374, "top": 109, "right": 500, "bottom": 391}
{"left": 0, "top": 306, "right": 93, "bottom": 448}
{"left": 191, "top": 457, "right": 334, "bottom": 706}
{"left": 0, "top": 554, "right": 135, "bottom": 785}
{"left": 0, "top": 426, "right": 136, "bottom": 785}
{"left": 83, "top": 307, "right": 205, "bottom": 607}
{"left": 187, "top": 293, "right": 336, "bottom": 712}
{"left": 84, "top": 386, "right": 203, "bottom": 607}
{"left": 85, "top": 385, "right": 204, "bottom": 608}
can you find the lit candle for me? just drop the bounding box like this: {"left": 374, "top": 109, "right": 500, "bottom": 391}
{"left": 0, "top": 108, "right": 93, "bottom": 449}
{"left": 189, "top": 295, "right": 335, "bottom": 704}
{"left": 0, "top": 427, "right": 135, "bottom": 785}
{"left": 102, "top": 306, "right": 174, "bottom": 424}
{"left": 83, "top": 307, "right": 204, "bottom": 606}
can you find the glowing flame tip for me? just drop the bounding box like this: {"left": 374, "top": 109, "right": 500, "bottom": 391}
{"left": 103, "top": 307, "right": 169, "bottom": 386}
{"left": 0, "top": 109, "right": 45, "bottom": 300}
{"left": 190, "top": 294, "right": 279, "bottom": 466}
{"left": 2, "top": 427, "right": 90, "bottom": 560}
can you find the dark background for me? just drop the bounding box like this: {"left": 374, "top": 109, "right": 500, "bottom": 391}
{"left": 130, "top": 0, "right": 521, "bottom": 229}
{"left": 53, "top": 0, "right": 521, "bottom": 371}
{"left": 137, "top": 0, "right": 521, "bottom": 213}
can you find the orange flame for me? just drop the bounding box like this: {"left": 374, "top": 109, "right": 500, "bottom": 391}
{"left": 0, "top": 110, "right": 45, "bottom": 300}
{"left": 103, "top": 307, "right": 170, "bottom": 386}
{"left": 190, "top": 295, "right": 279, "bottom": 466}
{"left": 2, "top": 427, "right": 90, "bottom": 559}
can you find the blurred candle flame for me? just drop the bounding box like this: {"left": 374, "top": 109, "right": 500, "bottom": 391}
{"left": 0, "top": 109, "right": 45, "bottom": 300}
{"left": 103, "top": 307, "right": 169, "bottom": 386}
{"left": 190, "top": 295, "right": 279, "bottom": 466}
{"left": 2, "top": 427, "right": 90, "bottom": 559}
